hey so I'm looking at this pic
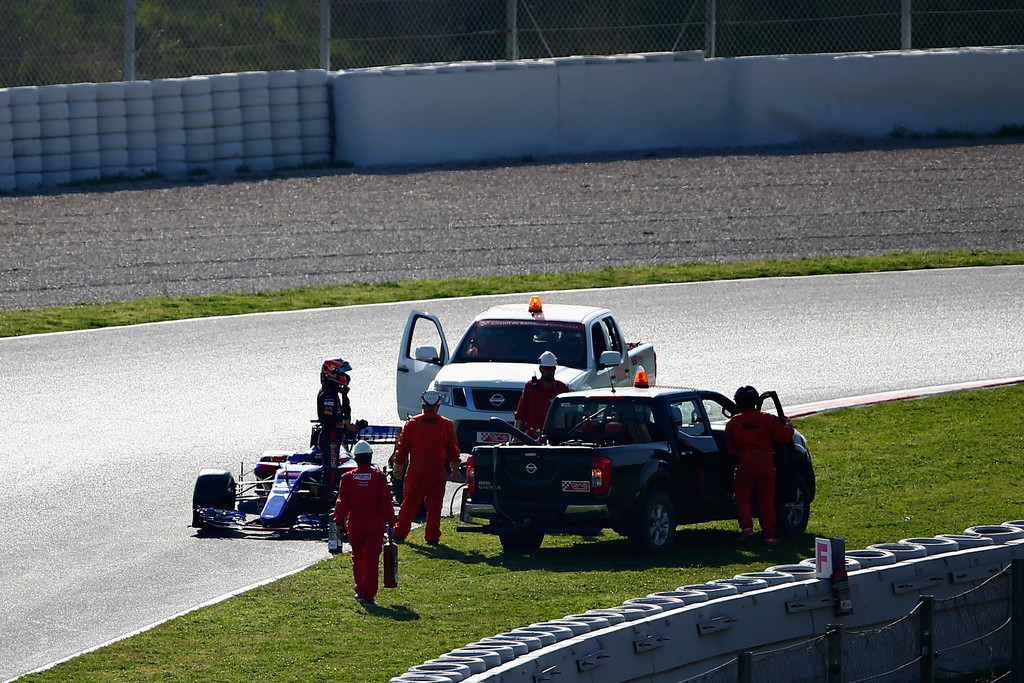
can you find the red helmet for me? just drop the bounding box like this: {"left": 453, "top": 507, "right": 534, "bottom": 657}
{"left": 321, "top": 358, "right": 352, "bottom": 386}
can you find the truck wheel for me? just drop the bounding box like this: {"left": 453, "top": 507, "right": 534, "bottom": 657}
{"left": 775, "top": 472, "right": 811, "bottom": 536}
{"left": 498, "top": 530, "right": 545, "bottom": 553}
{"left": 629, "top": 490, "right": 676, "bottom": 555}
{"left": 192, "top": 469, "right": 236, "bottom": 528}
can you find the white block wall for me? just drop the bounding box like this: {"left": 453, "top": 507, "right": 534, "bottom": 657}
{"left": 210, "top": 73, "right": 244, "bottom": 176}
{"left": 67, "top": 82, "right": 100, "bottom": 184}
{"left": 332, "top": 46, "right": 1024, "bottom": 167}
{"left": 390, "top": 524, "right": 1024, "bottom": 682}
{"left": 0, "top": 70, "right": 334, "bottom": 192}
{"left": 1, "top": 47, "right": 1023, "bottom": 192}
{"left": 125, "top": 80, "right": 156, "bottom": 177}
{"left": 10, "top": 86, "right": 43, "bottom": 191}
{"left": 0, "top": 89, "right": 18, "bottom": 191}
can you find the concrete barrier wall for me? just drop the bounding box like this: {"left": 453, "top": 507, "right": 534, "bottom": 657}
{"left": 391, "top": 524, "right": 1024, "bottom": 682}
{"left": 332, "top": 46, "right": 1024, "bottom": 167}
{"left": 1, "top": 47, "right": 1022, "bottom": 191}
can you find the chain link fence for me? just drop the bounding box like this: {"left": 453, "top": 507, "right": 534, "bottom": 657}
{"left": 0, "top": 1, "right": 1022, "bottom": 87}
{"left": 678, "top": 565, "right": 1018, "bottom": 683}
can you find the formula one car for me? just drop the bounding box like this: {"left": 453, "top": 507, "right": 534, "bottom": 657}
{"left": 191, "top": 424, "right": 400, "bottom": 533}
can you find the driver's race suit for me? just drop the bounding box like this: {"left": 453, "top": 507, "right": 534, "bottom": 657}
{"left": 317, "top": 383, "right": 352, "bottom": 498}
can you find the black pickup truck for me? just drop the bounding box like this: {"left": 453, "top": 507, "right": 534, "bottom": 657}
{"left": 458, "top": 386, "right": 814, "bottom": 554}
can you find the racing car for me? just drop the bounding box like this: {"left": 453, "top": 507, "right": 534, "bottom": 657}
{"left": 191, "top": 424, "right": 400, "bottom": 533}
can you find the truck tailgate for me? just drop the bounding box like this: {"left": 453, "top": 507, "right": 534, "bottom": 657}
{"left": 490, "top": 445, "right": 595, "bottom": 498}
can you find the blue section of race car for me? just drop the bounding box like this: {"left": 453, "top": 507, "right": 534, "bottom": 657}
{"left": 260, "top": 463, "right": 322, "bottom": 525}
{"left": 190, "top": 424, "right": 401, "bottom": 535}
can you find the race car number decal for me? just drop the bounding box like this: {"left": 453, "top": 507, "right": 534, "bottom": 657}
{"left": 562, "top": 480, "right": 590, "bottom": 492}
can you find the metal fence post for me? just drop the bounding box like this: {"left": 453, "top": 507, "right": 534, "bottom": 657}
{"left": 320, "top": 0, "right": 330, "bottom": 70}
{"left": 901, "top": 0, "right": 912, "bottom": 50}
{"left": 919, "top": 595, "right": 935, "bottom": 683}
{"left": 827, "top": 624, "right": 843, "bottom": 683}
{"left": 123, "top": 0, "right": 136, "bottom": 81}
{"left": 737, "top": 652, "right": 753, "bottom": 683}
{"left": 1013, "top": 559, "right": 1024, "bottom": 683}
{"left": 506, "top": 0, "right": 518, "bottom": 60}
{"left": 704, "top": 0, "right": 716, "bottom": 58}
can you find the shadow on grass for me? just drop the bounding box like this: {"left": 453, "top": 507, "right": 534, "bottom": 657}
{"left": 408, "top": 528, "right": 817, "bottom": 573}
{"left": 362, "top": 602, "right": 420, "bottom": 621}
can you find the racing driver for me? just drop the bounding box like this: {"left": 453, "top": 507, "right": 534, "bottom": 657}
{"left": 317, "top": 358, "right": 368, "bottom": 502}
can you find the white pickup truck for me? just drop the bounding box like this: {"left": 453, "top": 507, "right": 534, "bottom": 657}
{"left": 395, "top": 296, "right": 657, "bottom": 452}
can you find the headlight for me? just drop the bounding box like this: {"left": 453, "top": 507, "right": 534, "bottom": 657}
{"left": 434, "top": 385, "right": 453, "bottom": 406}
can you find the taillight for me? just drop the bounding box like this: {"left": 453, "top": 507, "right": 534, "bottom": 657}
{"left": 466, "top": 454, "right": 476, "bottom": 494}
{"left": 591, "top": 456, "right": 612, "bottom": 495}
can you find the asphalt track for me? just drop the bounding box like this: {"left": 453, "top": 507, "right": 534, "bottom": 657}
{"left": 1, "top": 137, "right": 1023, "bottom": 311}
{"left": 2, "top": 139, "right": 1024, "bottom": 681}
{"left": 4, "top": 267, "right": 1023, "bottom": 683}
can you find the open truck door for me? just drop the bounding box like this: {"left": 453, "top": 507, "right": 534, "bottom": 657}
{"left": 396, "top": 310, "right": 449, "bottom": 420}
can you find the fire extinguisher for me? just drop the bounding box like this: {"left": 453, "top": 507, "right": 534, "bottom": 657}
{"left": 383, "top": 533, "right": 399, "bottom": 588}
{"left": 328, "top": 518, "right": 342, "bottom": 555}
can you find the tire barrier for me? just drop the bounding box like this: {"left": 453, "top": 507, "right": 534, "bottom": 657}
{"left": 5, "top": 47, "right": 1024, "bottom": 192}
{"left": 899, "top": 536, "right": 960, "bottom": 555}
{"left": 0, "top": 70, "right": 333, "bottom": 192}
{"left": 866, "top": 541, "right": 929, "bottom": 561}
{"left": 390, "top": 523, "right": 1024, "bottom": 682}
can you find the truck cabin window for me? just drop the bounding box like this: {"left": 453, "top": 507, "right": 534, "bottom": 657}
{"left": 545, "top": 398, "right": 658, "bottom": 445}
{"left": 452, "top": 320, "right": 587, "bottom": 369}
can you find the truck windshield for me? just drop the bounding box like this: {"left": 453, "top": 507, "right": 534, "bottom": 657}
{"left": 545, "top": 397, "right": 661, "bottom": 445}
{"left": 451, "top": 320, "right": 587, "bottom": 369}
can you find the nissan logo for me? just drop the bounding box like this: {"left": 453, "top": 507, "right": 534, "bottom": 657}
{"left": 525, "top": 463, "right": 538, "bottom": 474}
{"left": 489, "top": 393, "right": 505, "bottom": 408}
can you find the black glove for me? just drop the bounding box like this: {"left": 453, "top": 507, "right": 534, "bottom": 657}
{"left": 355, "top": 419, "right": 369, "bottom": 431}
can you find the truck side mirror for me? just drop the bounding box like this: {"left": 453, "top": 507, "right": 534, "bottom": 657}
{"left": 414, "top": 345, "right": 441, "bottom": 364}
{"left": 598, "top": 350, "right": 622, "bottom": 369}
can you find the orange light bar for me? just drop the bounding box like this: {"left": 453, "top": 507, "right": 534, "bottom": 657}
{"left": 528, "top": 296, "right": 543, "bottom": 313}
{"left": 633, "top": 366, "right": 649, "bottom": 389}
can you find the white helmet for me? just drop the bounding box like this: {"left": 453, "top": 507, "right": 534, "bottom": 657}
{"left": 421, "top": 389, "right": 442, "bottom": 406}
{"left": 352, "top": 440, "right": 373, "bottom": 460}
{"left": 538, "top": 350, "right": 558, "bottom": 368}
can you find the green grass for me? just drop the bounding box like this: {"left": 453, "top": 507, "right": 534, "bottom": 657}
{"left": 22, "top": 384, "right": 1024, "bottom": 682}
{"left": 11, "top": 252, "right": 1023, "bottom": 680}
{"left": 4, "top": 250, "right": 1023, "bottom": 337}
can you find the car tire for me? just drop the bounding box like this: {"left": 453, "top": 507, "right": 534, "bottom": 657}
{"left": 498, "top": 530, "right": 545, "bottom": 553}
{"left": 192, "top": 469, "right": 236, "bottom": 528}
{"left": 775, "top": 472, "right": 811, "bottom": 536}
{"left": 629, "top": 490, "right": 676, "bottom": 555}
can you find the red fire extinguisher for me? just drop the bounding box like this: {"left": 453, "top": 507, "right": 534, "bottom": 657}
{"left": 383, "top": 535, "right": 399, "bottom": 588}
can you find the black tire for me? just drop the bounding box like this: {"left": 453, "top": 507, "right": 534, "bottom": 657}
{"left": 775, "top": 472, "right": 811, "bottom": 536}
{"left": 191, "top": 469, "right": 236, "bottom": 528}
{"left": 629, "top": 490, "right": 676, "bottom": 555}
{"left": 498, "top": 530, "right": 545, "bottom": 552}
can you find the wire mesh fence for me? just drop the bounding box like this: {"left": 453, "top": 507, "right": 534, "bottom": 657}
{"left": 678, "top": 565, "right": 1017, "bottom": 683}
{"left": 0, "top": 1, "right": 1022, "bottom": 87}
